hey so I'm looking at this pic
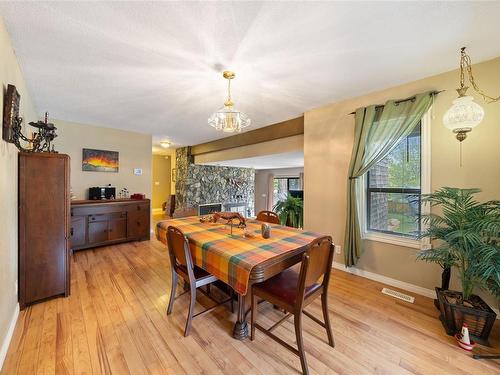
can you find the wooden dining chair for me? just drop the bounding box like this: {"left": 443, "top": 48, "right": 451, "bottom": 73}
{"left": 166, "top": 225, "right": 233, "bottom": 336}
{"left": 250, "top": 236, "right": 335, "bottom": 375}
{"left": 256, "top": 210, "right": 281, "bottom": 225}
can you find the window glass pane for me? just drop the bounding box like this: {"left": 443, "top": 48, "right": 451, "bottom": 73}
{"left": 288, "top": 178, "right": 300, "bottom": 191}
{"left": 368, "top": 124, "right": 421, "bottom": 189}
{"left": 368, "top": 193, "right": 420, "bottom": 236}
{"left": 273, "top": 178, "right": 288, "bottom": 206}
{"left": 366, "top": 122, "right": 422, "bottom": 238}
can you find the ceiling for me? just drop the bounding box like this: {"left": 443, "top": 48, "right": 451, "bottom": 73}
{"left": 1, "top": 2, "right": 500, "bottom": 149}
{"left": 198, "top": 151, "right": 304, "bottom": 170}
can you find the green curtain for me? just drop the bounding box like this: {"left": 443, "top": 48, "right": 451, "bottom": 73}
{"left": 344, "top": 91, "right": 434, "bottom": 267}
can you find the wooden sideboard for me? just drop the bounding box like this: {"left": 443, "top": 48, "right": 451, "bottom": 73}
{"left": 70, "top": 199, "right": 150, "bottom": 251}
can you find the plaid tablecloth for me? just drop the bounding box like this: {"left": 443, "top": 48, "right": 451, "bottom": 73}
{"left": 156, "top": 216, "right": 325, "bottom": 295}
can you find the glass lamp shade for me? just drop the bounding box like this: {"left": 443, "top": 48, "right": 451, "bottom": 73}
{"left": 208, "top": 105, "right": 251, "bottom": 133}
{"left": 442, "top": 95, "right": 484, "bottom": 132}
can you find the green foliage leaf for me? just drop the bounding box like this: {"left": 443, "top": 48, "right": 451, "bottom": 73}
{"left": 417, "top": 187, "right": 500, "bottom": 302}
{"left": 273, "top": 194, "right": 304, "bottom": 228}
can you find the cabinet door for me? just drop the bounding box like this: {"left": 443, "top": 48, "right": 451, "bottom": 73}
{"left": 19, "top": 153, "right": 70, "bottom": 307}
{"left": 127, "top": 203, "right": 150, "bottom": 239}
{"left": 108, "top": 219, "right": 127, "bottom": 241}
{"left": 88, "top": 221, "right": 108, "bottom": 244}
{"left": 71, "top": 216, "right": 87, "bottom": 249}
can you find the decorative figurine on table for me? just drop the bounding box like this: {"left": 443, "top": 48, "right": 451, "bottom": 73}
{"left": 261, "top": 223, "right": 271, "bottom": 239}
{"left": 118, "top": 188, "right": 129, "bottom": 199}
{"left": 212, "top": 212, "right": 247, "bottom": 229}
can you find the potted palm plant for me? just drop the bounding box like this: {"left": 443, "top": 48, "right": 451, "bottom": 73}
{"left": 416, "top": 187, "right": 499, "bottom": 345}
{"left": 273, "top": 193, "right": 303, "bottom": 228}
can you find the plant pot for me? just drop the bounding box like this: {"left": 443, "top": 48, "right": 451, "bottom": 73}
{"left": 435, "top": 288, "right": 497, "bottom": 346}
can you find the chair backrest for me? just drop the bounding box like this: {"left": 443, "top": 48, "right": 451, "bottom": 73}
{"left": 297, "top": 236, "right": 334, "bottom": 301}
{"left": 164, "top": 194, "right": 176, "bottom": 217}
{"left": 166, "top": 225, "right": 193, "bottom": 271}
{"left": 173, "top": 207, "right": 198, "bottom": 218}
{"left": 256, "top": 210, "right": 280, "bottom": 225}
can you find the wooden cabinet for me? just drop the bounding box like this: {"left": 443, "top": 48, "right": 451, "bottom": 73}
{"left": 19, "top": 152, "right": 70, "bottom": 310}
{"left": 71, "top": 199, "right": 150, "bottom": 251}
{"left": 127, "top": 203, "right": 150, "bottom": 238}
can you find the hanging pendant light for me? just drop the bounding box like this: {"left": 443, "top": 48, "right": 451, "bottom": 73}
{"left": 442, "top": 47, "right": 499, "bottom": 142}
{"left": 208, "top": 71, "right": 251, "bottom": 133}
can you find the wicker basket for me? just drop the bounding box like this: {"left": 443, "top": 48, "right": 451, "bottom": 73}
{"left": 436, "top": 288, "right": 497, "bottom": 346}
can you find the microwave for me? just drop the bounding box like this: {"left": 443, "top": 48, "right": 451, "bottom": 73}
{"left": 89, "top": 186, "right": 116, "bottom": 200}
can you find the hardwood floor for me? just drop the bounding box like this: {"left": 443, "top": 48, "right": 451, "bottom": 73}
{"left": 2, "top": 234, "right": 499, "bottom": 374}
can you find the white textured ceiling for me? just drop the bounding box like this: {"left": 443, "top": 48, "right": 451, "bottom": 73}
{"left": 199, "top": 151, "right": 304, "bottom": 170}
{"left": 1, "top": 2, "right": 500, "bottom": 148}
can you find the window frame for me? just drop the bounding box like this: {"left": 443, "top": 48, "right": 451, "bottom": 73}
{"left": 358, "top": 108, "right": 431, "bottom": 249}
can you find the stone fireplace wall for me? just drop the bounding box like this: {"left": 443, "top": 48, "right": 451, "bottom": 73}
{"left": 175, "top": 147, "right": 255, "bottom": 216}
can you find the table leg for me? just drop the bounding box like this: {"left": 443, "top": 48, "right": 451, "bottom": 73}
{"left": 233, "top": 293, "right": 249, "bottom": 340}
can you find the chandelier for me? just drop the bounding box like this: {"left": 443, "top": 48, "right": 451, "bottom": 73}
{"left": 443, "top": 47, "right": 499, "bottom": 142}
{"left": 208, "top": 71, "right": 251, "bottom": 133}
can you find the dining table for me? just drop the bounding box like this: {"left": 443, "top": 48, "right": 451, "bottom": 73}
{"left": 156, "top": 215, "right": 325, "bottom": 340}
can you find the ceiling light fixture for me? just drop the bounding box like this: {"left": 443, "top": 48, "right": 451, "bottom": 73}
{"left": 160, "top": 141, "right": 171, "bottom": 148}
{"left": 443, "top": 47, "right": 499, "bottom": 142}
{"left": 208, "top": 71, "right": 251, "bottom": 133}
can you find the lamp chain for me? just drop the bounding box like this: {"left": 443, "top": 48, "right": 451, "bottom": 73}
{"left": 459, "top": 141, "right": 463, "bottom": 168}
{"left": 461, "top": 47, "right": 500, "bottom": 103}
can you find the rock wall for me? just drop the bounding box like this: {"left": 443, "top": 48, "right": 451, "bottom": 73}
{"left": 175, "top": 147, "right": 255, "bottom": 216}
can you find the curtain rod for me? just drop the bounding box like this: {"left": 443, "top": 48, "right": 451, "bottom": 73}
{"left": 348, "top": 90, "right": 444, "bottom": 115}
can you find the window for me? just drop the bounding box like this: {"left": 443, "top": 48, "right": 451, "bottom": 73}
{"left": 273, "top": 177, "right": 300, "bottom": 206}
{"left": 366, "top": 122, "right": 421, "bottom": 237}
{"left": 361, "top": 110, "right": 431, "bottom": 248}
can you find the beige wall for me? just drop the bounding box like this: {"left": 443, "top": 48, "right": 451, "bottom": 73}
{"left": 54, "top": 120, "right": 152, "bottom": 201}
{"left": 194, "top": 134, "right": 303, "bottom": 164}
{"left": 0, "top": 18, "right": 38, "bottom": 361}
{"left": 304, "top": 57, "right": 500, "bottom": 308}
{"left": 152, "top": 154, "right": 171, "bottom": 210}
{"left": 255, "top": 167, "right": 304, "bottom": 213}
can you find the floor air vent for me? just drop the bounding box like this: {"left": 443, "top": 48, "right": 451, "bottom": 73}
{"left": 381, "top": 288, "right": 415, "bottom": 303}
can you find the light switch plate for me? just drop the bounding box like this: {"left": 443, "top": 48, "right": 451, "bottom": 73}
{"left": 134, "top": 168, "right": 142, "bottom": 176}
{"left": 334, "top": 245, "right": 341, "bottom": 254}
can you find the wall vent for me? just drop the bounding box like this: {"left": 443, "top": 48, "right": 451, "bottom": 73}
{"left": 381, "top": 288, "right": 415, "bottom": 303}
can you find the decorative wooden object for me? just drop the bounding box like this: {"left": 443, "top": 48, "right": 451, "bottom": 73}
{"left": 19, "top": 152, "right": 70, "bottom": 310}
{"left": 70, "top": 199, "right": 150, "bottom": 250}
{"left": 2, "top": 84, "right": 19, "bottom": 142}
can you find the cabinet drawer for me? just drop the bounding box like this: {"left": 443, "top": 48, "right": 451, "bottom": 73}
{"left": 89, "top": 212, "right": 126, "bottom": 222}
{"left": 127, "top": 210, "right": 150, "bottom": 239}
{"left": 127, "top": 203, "right": 150, "bottom": 213}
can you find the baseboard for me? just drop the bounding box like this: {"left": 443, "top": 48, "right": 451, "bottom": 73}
{"left": 0, "top": 303, "right": 19, "bottom": 372}
{"left": 332, "top": 262, "right": 500, "bottom": 318}
{"left": 332, "top": 261, "right": 436, "bottom": 298}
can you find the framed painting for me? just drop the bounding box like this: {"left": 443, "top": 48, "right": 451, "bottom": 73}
{"left": 82, "top": 148, "right": 119, "bottom": 172}
{"left": 2, "top": 84, "right": 20, "bottom": 143}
